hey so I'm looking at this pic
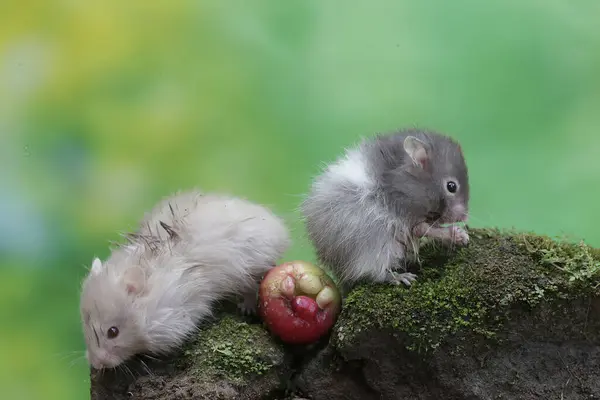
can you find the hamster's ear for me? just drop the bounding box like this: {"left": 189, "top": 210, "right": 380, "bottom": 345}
{"left": 403, "top": 136, "right": 429, "bottom": 169}
{"left": 159, "top": 221, "right": 179, "bottom": 241}
{"left": 123, "top": 266, "right": 146, "bottom": 296}
{"left": 91, "top": 258, "right": 103, "bottom": 275}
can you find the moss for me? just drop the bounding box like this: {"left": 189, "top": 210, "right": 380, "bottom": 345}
{"left": 333, "top": 228, "right": 600, "bottom": 354}
{"left": 181, "top": 314, "right": 284, "bottom": 385}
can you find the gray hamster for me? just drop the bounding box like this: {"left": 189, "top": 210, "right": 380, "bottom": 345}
{"left": 79, "top": 189, "right": 290, "bottom": 370}
{"left": 300, "top": 129, "right": 469, "bottom": 288}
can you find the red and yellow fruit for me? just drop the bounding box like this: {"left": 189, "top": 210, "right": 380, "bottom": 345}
{"left": 258, "top": 260, "right": 342, "bottom": 344}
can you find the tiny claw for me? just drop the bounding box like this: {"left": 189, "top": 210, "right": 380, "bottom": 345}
{"left": 387, "top": 271, "right": 418, "bottom": 287}
{"left": 237, "top": 301, "right": 257, "bottom": 315}
{"left": 238, "top": 291, "right": 258, "bottom": 315}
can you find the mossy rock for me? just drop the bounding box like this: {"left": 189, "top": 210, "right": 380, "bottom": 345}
{"left": 179, "top": 314, "right": 284, "bottom": 384}
{"left": 90, "top": 314, "right": 290, "bottom": 400}
{"left": 334, "top": 228, "right": 600, "bottom": 352}
{"left": 297, "top": 228, "right": 600, "bottom": 399}
{"left": 91, "top": 228, "right": 600, "bottom": 399}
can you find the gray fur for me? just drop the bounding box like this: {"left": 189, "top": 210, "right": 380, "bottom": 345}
{"left": 80, "top": 189, "right": 290, "bottom": 369}
{"left": 300, "top": 129, "right": 469, "bottom": 289}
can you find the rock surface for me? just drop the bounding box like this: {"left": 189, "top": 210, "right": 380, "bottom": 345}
{"left": 90, "top": 228, "right": 600, "bottom": 399}
{"left": 91, "top": 314, "right": 291, "bottom": 400}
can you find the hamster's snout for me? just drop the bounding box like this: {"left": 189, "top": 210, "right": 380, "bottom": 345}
{"left": 440, "top": 204, "right": 468, "bottom": 224}
{"left": 449, "top": 204, "right": 468, "bottom": 223}
{"left": 88, "top": 348, "right": 119, "bottom": 370}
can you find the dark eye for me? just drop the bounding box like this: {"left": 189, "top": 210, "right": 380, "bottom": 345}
{"left": 446, "top": 181, "right": 457, "bottom": 193}
{"left": 107, "top": 326, "right": 119, "bottom": 339}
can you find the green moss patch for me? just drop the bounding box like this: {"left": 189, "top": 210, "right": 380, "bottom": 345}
{"left": 333, "top": 228, "right": 600, "bottom": 354}
{"left": 181, "top": 315, "right": 284, "bottom": 385}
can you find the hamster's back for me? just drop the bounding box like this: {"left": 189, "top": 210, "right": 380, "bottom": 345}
{"left": 301, "top": 144, "right": 403, "bottom": 283}
{"left": 141, "top": 190, "right": 290, "bottom": 283}
{"left": 183, "top": 193, "right": 290, "bottom": 259}
{"left": 138, "top": 190, "right": 204, "bottom": 239}
{"left": 180, "top": 193, "right": 291, "bottom": 296}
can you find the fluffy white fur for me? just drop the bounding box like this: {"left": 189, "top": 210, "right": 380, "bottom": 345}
{"left": 301, "top": 144, "right": 412, "bottom": 285}
{"left": 80, "top": 189, "right": 290, "bottom": 369}
{"left": 326, "top": 148, "right": 374, "bottom": 191}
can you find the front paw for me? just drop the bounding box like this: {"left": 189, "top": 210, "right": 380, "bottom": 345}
{"left": 450, "top": 225, "right": 469, "bottom": 246}
{"left": 237, "top": 301, "right": 257, "bottom": 316}
{"left": 237, "top": 293, "right": 258, "bottom": 315}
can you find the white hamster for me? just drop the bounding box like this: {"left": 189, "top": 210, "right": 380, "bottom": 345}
{"left": 79, "top": 189, "right": 290, "bottom": 369}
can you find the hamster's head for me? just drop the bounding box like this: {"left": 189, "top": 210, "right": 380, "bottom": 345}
{"left": 402, "top": 133, "right": 469, "bottom": 224}
{"left": 80, "top": 257, "right": 148, "bottom": 370}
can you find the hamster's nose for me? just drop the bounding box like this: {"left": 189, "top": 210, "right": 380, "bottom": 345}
{"left": 451, "top": 204, "right": 468, "bottom": 222}
{"left": 88, "top": 350, "right": 110, "bottom": 370}
{"left": 89, "top": 356, "right": 103, "bottom": 370}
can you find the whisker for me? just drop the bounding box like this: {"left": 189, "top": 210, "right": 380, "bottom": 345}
{"left": 141, "top": 354, "right": 160, "bottom": 362}
{"left": 51, "top": 350, "right": 86, "bottom": 363}
{"left": 127, "top": 364, "right": 138, "bottom": 379}
{"left": 463, "top": 211, "right": 493, "bottom": 227}
{"left": 138, "top": 359, "right": 154, "bottom": 377}
{"left": 68, "top": 355, "right": 87, "bottom": 369}
{"left": 119, "top": 364, "right": 136, "bottom": 380}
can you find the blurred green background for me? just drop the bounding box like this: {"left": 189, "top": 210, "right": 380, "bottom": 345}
{"left": 2, "top": 1, "right": 599, "bottom": 398}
